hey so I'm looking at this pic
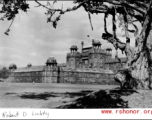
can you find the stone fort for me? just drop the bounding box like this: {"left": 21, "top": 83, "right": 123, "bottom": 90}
{"left": 8, "top": 40, "right": 127, "bottom": 85}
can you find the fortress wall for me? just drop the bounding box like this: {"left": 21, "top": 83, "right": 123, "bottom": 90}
{"left": 59, "top": 70, "right": 118, "bottom": 85}
{"left": 43, "top": 70, "right": 58, "bottom": 83}
{"left": 10, "top": 71, "right": 44, "bottom": 83}
{"left": 9, "top": 69, "right": 118, "bottom": 85}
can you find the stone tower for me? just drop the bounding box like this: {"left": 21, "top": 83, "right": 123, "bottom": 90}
{"left": 81, "top": 41, "right": 84, "bottom": 53}
{"left": 46, "top": 56, "right": 57, "bottom": 70}
{"left": 106, "top": 48, "right": 112, "bottom": 59}
{"left": 89, "top": 39, "right": 104, "bottom": 70}
{"left": 45, "top": 56, "right": 58, "bottom": 83}
{"left": 9, "top": 63, "right": 17, "bottom": 82}
{"left": 66, "top": 45, "right": 81, "bottom": 69}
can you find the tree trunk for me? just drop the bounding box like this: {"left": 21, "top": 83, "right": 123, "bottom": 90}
{"left": 130, "top": 24, "right": 152, "bottom": 89}
{"left": 115, "top": 1, "right": 152, "bottom": 89}
{"left": 130, "top": 51, "right": 150, "bottom": 89}
{"left": 116, "top": 43, "right": 152, "bottom": 89}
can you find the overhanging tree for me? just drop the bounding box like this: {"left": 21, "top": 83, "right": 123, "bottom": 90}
{"left": 1, "top": 0, "right": 152, "bottom": 89}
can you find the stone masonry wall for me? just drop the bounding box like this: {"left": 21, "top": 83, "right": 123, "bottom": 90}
{"left": 59, "top": 70, "right": 117, "bottom": 85}
{"left": 9, "top": 69, "right": 117, "bottom": 85}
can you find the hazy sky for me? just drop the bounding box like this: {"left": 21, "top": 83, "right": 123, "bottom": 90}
{"left": 0, "top": 1, "right": 136, "bottom": 67}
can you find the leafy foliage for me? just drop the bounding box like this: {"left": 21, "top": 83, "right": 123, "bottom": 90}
{"left": 0, "top": 0, "right": 149, "bottom": 35}
{"left": 0, "top": 67, "right": 10, "bottom": 79}
{"left": 0, "top": 0, "right": 29, "bottom": 35}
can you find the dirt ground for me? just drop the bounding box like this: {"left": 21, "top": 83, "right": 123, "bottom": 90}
{"left": 1, "top": 82, "right": 151, "bottom": 108}
{"left": 0, "top": 83, "right": 117, "bottom": 108}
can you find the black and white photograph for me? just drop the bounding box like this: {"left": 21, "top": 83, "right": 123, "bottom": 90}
{"left": 0, "top": 0, "right": 152, "bottom": 119}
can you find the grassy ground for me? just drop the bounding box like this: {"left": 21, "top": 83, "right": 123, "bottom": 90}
{"left": 0, "top": 83, "right": 117, "bottom": 108}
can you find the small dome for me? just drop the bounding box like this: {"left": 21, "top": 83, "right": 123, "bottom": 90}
{"left": 27, "top": 63, "right": 32, "bottom": 68}
{"left": 9, "top": 63, "right": 17, "bottom": 69}
{"left": 92, "top": 39, "right": 101, "bottom": 45}
{"left": 46, "top": 56, "right": 57, "bottom": 64}
{"left": 106, "top": 48, "right": 112, "bottom": 51}
{"left": 70, "top": 45, "right": 78, "bottom": 50}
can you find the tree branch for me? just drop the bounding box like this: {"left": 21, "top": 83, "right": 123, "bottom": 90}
{"left": 139, "top": 0, "right": 152, "bottom": 49}
{"left": 129, "top": 0, "right": 152, "bottom": 66}
{"left": 104, "top": 13, "right": 109, "bottom": 33}
{"left": 112, "top": 6, "right": 117, "bottom": 38}
{"left": 35, "top": 0, "right": 85, "bottom": 14}
{"left": 103, "top": 0, "right": 146, "bottom": 15}
{"left": 88, "top": 11, "right": 93, "bottom": 31}
{"left": 121, "top": 0, "right": 139, "bottom": 38}
{"left": 123, "top": 2, "right": 145, "bottom": 15}
{"left": 4, "top": 17, "right": 15, "bottom": 35}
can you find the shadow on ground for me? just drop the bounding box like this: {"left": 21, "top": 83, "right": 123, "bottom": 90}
{"left": 57, "top": 88, "right": 138, "bottom": 108}
{"left": 5, "top": 90, "right": 92, "bottom": 100}
{"left": 18, "top": 92, "right": 57, "bottom": 100}
{"left": 5, "top": 92, "right": 16, "bottom": 95}
{"left": 4, "top": 88, "right": 138, "bottom": 108}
